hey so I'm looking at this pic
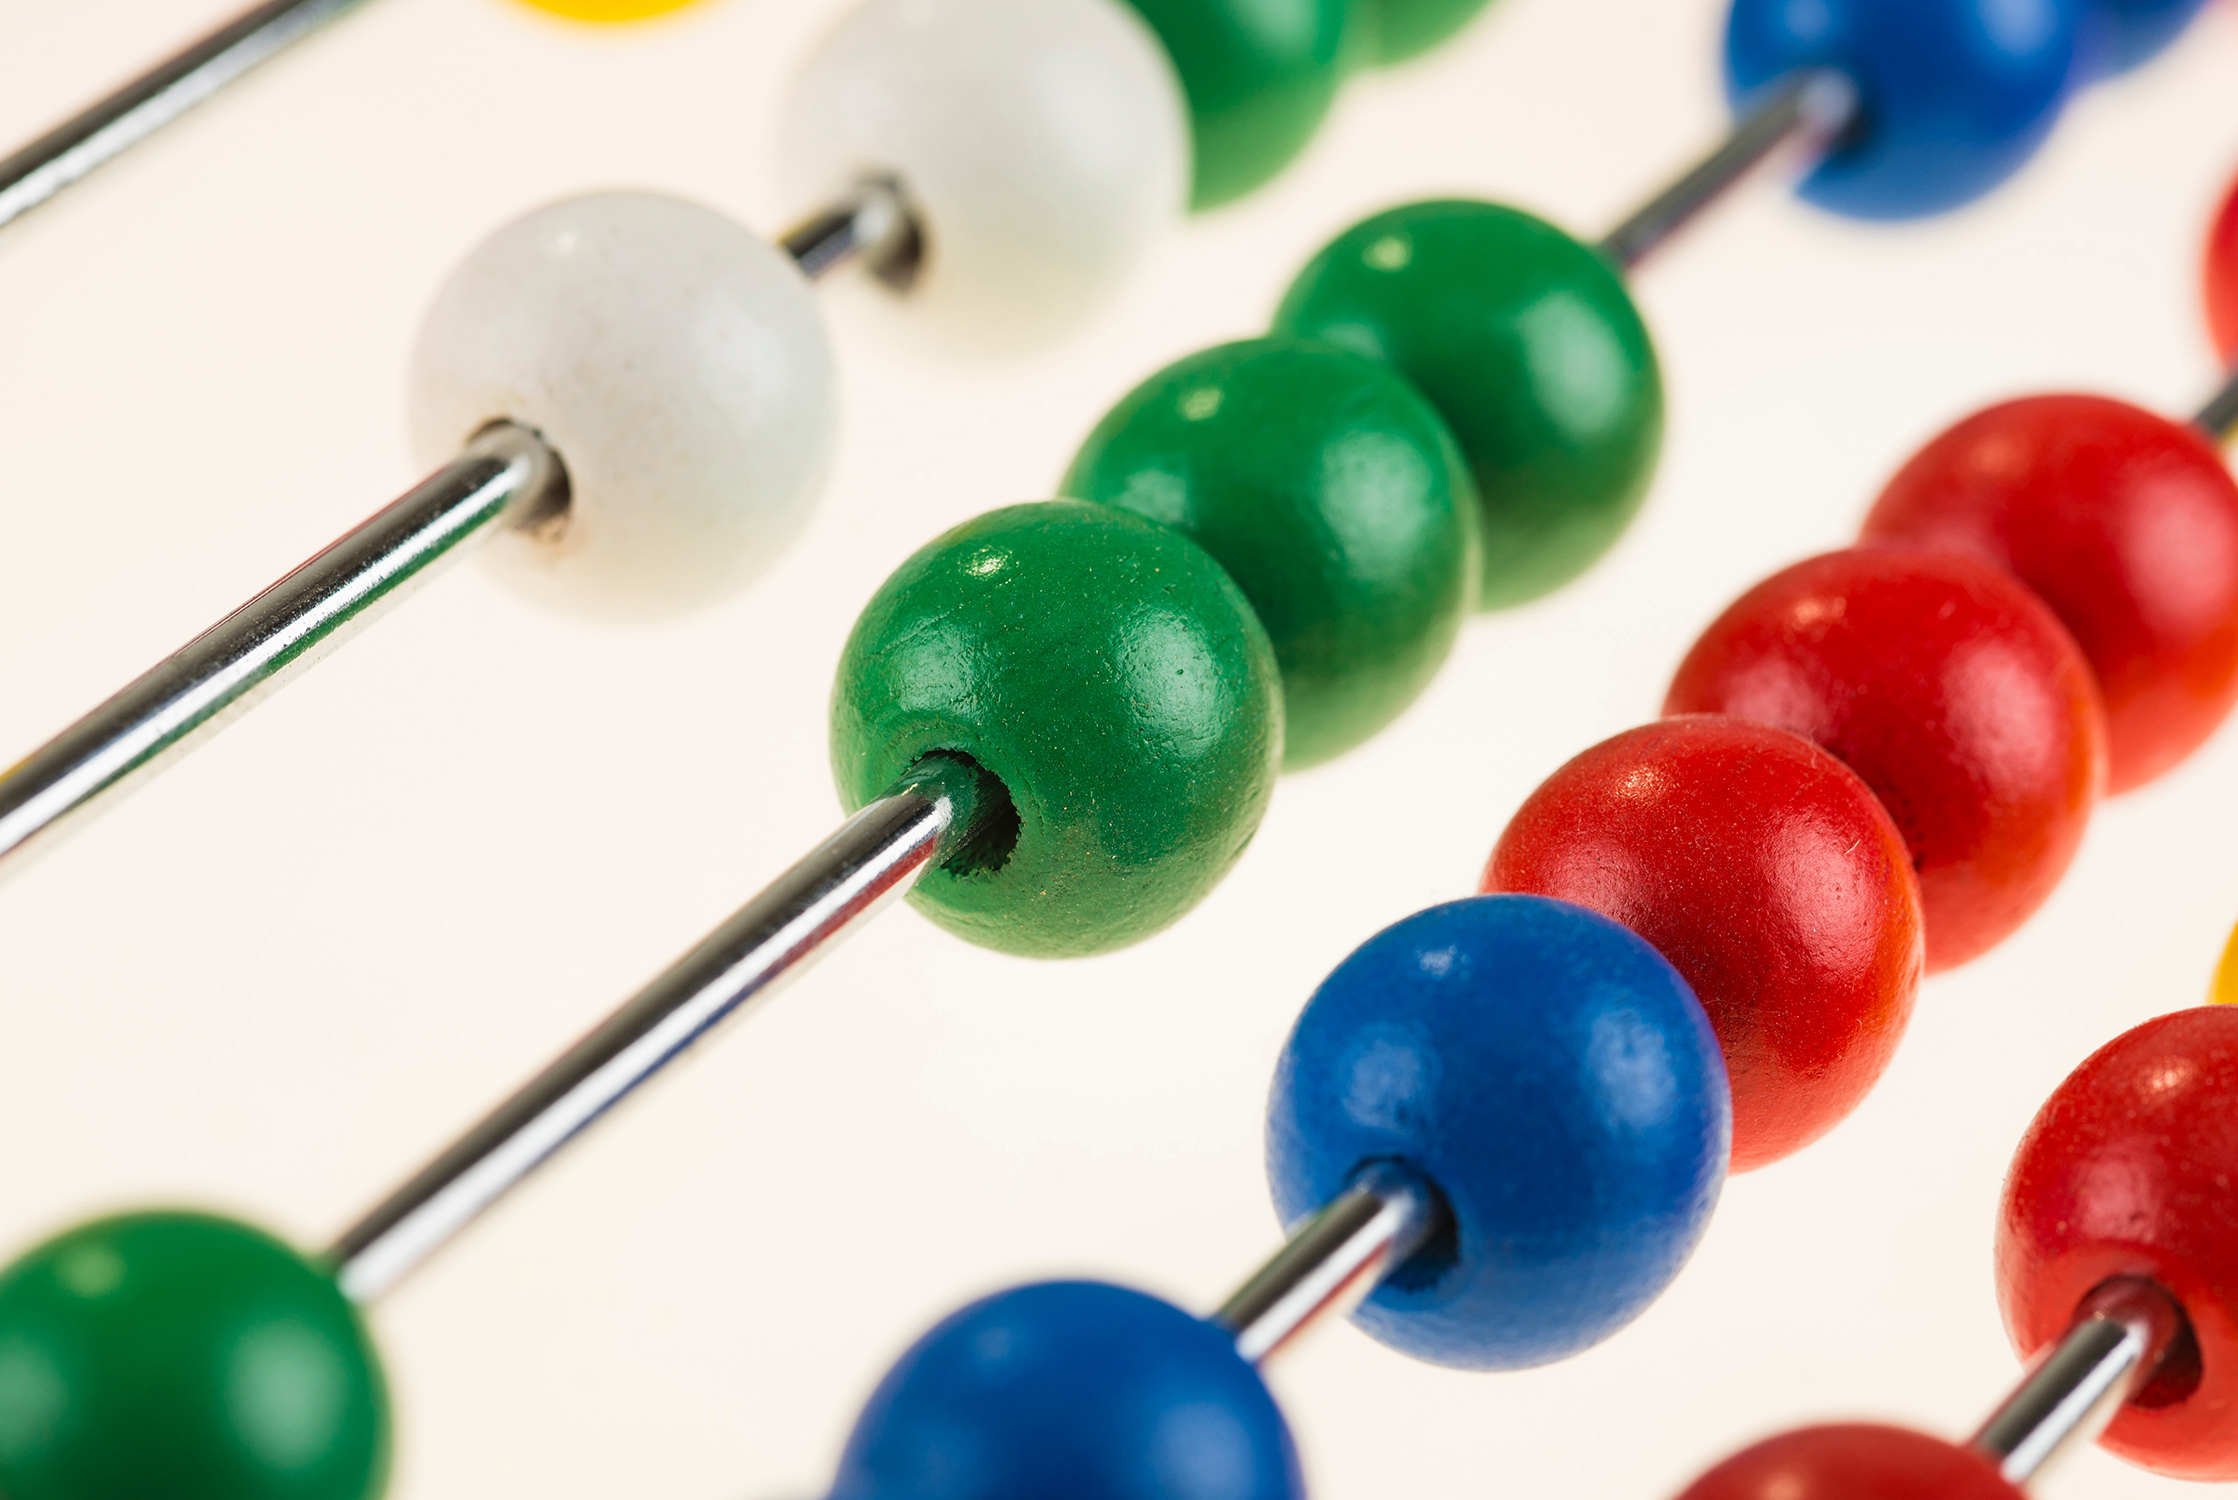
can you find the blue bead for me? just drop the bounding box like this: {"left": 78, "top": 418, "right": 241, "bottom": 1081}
{"left": 1724, "top": 0, "right": 2085, "bottom": 220}
{"left": 829, "top": 1281, "right": 1302, "bottom": 1500}
{"left": 1265, "top": 894, "right": 1730, "bottom": 1371}
{"left": 2077, "top": 0, "right": 2209, "bottom": 74}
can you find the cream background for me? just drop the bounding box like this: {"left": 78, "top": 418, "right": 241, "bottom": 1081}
{"left": 1, "top": 1, "right": 2236, "bottom": 1496}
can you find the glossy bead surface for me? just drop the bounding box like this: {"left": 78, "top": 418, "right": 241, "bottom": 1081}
{"left": 1671, "top": 1424, "right": 2025, "bottom": 1500}
{"left": 1864, "top": 395, "right": 2238, "bottom": 793}
{"left": 831, "top": 1281, "right": 1302, "bottom": 1500}
{"left": 1267, "top": 895, "right": 1729, "bottom": 1370}
{"left": 1485, "top": 718, "right": 1923, "bottom": 1173}
{"left": 831, "top": 502, "right": 1281, "bottom": 958}
{"left": 1275, "top": 200, "right": 1661, "bottom": 609}
{"left": 778, "top": 0, "right": 1188, "bottom": 358}
{"left": 0, "top": 1212, "right": 388, "bottom": 1500}
{"left": 2078, "top": 0, "right": 2210, "bottom": 74}
{"left": 1666, "top": 547, "right": 2106, "bottom": 973}
{"left": 1360, "top": 0, "right": 1499, "bottom": 65}
{"left": 1997, "top": 1007, "right": 2238, "bottom": 1480}
{"left": 1120, "top": 0, "right": 1354, "bottom": 209}
{"left": 1724, "top": 0, "right": 2084, "bottom": 220}
{"left": 2208, "top": 172, "right": 2238, "bottom": 364}
{"left": 1061, "top": 337, "right": 1479, "bottom": 769}
{"left": 408, "top": 191, "right": 835, "bottom": 623}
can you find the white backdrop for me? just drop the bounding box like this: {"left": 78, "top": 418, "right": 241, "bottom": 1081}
{"left": 2, "top": 1, "right": 2236, "bottom": 1497}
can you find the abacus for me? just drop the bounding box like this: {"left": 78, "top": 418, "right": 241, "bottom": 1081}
{"left": 1, "top": 1, "right": 2235, "bottom": 1499}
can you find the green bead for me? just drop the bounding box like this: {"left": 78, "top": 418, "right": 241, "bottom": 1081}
{"left": 1062, "top": 337, "right": 1479, "bottom": 770}
{"left": 1359, "top": 0, "right": 1500, "bottom": 64}
{"left": 1121, "top": 0, "right": 1357, "bottom": 210}
{"left": 0, "top": 1212, "right": 389, "bottom": 1500}
{"left": 1274, "top": 199, "right": 1663, "bottom": 610}
{"left": 831, "top": 501, "right": 1282, "bottom": 958}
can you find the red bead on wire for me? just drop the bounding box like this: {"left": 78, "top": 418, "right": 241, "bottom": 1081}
{"left": 1864, "top": 395, "right": 2238, "bottom": 793}
{"left": 2206, "top": 170, "right": 2238, "bottom": 364}
{"left": 1665, "top": 547, "right": 2106, "bottom": 973}
{"left": 1996, "top": 1006, "right": 2238, "bottom": 1481}
{"left": 1669, "top": 1423, "right": 2025, "bottom": 1500}
{"left": 1483, "top": 716, "right": 1922, "bottom": 1172}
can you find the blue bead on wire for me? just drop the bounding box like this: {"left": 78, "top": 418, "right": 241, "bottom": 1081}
{"left": 1724, "top": 0, "right": 2086, "bottom": 220}
{"left": 1266, "top": 894, "right": 1731, "bottom": 1371}
{"left": 2078, "top": 0, "right": 2211, "bottom": 75}
{"left": 829, "top": 1281, "right": 1303, "bottom": 1500}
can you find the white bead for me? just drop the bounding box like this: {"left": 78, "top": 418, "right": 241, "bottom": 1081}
{"left": 777, "top": 0, "right": 1188, "bottom": 360}
{"left": 406, "top": 191, "right": 838, "bottom": 623}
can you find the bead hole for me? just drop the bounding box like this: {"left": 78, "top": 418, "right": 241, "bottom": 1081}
{"left": 2132, "top": 1303, "right": 2204, "bottom": 1410}
{"left": 1372, "top": 1161, "right": 1459, "bottom": 1295}
{"left": 915, "top": 750, "right": 1020, "bottom": 878}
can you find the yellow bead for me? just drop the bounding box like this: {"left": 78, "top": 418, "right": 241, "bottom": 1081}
{"left": 512, "top": 0, "right": 704, "bottom": 22}
{"left": 2211, "top": 920, "right": 2238, "bottom": 1006}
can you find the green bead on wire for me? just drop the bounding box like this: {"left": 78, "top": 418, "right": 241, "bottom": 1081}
{"left": 1063, "top": 337, "right": 1479, "bottom": 770}
{"left": 1276, "top": 198, "right": 1664, "bottom": 610}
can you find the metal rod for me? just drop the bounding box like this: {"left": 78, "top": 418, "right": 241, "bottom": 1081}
{"left": 1967, "top": 1277, "right": 2188, "bottom": 1487}
{"left": 330, "top": 756, "right": 987, "bottom": 1300}
{"left": 1598, "top": 68, "right": 1860, "bottom": 273}
{"left": 1212, "top": 1161, "right": 1444, "bottom": 1366}
{"left": 780, "top": 177, "right": 922, "bottom": 288}
{"left": 0, "top": 0, "right": 374, "bottom": 233}
{"left": 2193, "top": 363, "right": 2238, "bottom": 445}
{"left": 0, "top": 421, "right": 564, "bottom": 881}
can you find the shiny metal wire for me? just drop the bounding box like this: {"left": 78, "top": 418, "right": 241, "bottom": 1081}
{"left": 1968, "top": 1278, "right": 2188, "bottom": 1486}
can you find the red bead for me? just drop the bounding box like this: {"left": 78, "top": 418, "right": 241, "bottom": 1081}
{"left": 1483, "top": 717, "right": 1923, "bottom": 1173}
{"left": 1863, "top": 395, "right": 2238, "bottom": 793}
{"left": 1670, "top": 1424, "right": 2024, "bottom": 1500}
{"left": 1665, "top": 547, "right": 2106, "bottom": 973}
{"left": 1996, "top": 1007, "right": 2238, "bottom": 1480}
{"left": 2208, "top": 171, "right": 2238, "bottom": 363}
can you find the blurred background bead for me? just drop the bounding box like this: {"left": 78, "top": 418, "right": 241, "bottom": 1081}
{"left": 830, "top": 1281, "right": 1302, "bottom": 1500}
{"left": 1062, "top": 337, "right": 1479, "bottom": 769}
{"left": 1670, "top": 1424, "right": 2026, "bottom": 1500}
{"left": 508, "top": 0, "right": 702, "bottom": 21}
{"left": 0, "top": 1213, "right": 388, "bottom": 1500}
{"left": 1996, "top": 1007, "right": 2238, "bottom": 1480}
{"left": 1666, "top": 548, "right": 2106, "bottom": 972}
{"left": 1119, "top": 0, "right": 1356, "bottom": 208}
{"left": 1358, "top": 0, "right": 1501, "bottom": 66}
{"left": 778, "top": 0, "right": 1188, "bottom": 358}
{"left": 407, "top": 192, "right": 836, "bottom": 623}
{"left": 2207, "top": 170, "right": 2238, "bottom": 364}
{"left": 1864, "top": 395, "right": 2238, "bottom": 793}
{"left": 1267, "top": 895, "right": 1729, "bottom": 1370}
{"left": 1276, "top": 199, "right": 1661, "bottom": 610}
{"left": 1724, "top": 0, "right": 2085, "bottom": 220}
{"left": 2076, "top": 0, "right": 2212, "bottom": 76}
{"left": 1486, "top": 718, "right": 1923, "bottom": 1173}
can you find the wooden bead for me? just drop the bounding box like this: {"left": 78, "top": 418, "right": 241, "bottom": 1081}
{"left": 1996, "top": 1007, "right": 2238, "bottom": 1480}
{"left": 830, "top": 502, "right": 1282, "bottom": 958}
{"left": 1671, "top": 1425, "right": 2025, "bottom": 1500}
{"left": 1485, "top": 717, "right": 1923, "bottom": 1172}
{"left": 1666, "top": 547, "right": 2105, "bottom": 972}
{"left": 1864, "top": 395, "right": 2238, "bottom": 793}
{"left": 1062, "top": 336, "right": 1478, "bottom": 769}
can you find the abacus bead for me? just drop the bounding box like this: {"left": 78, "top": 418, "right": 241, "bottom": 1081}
{"left": 1360, "top": 0, "right": 1500, "bottom": 65}
{"left": 2209, "top": 173, "right": 2238, "bottom": 364}
{"left": 831, "top": 1281, "right": 1302, "bottom": 1500}
{"left": 1671, "top": 1425, "right": 2025, "bottom": 1500}
{"left": 1266, "top": 894, "right": 1729, "bottom": 1370}
{"left": 1996, "top": 1007, "right": 2238, "bottom": 1480}
{"left": 2214, "top": 919, "right": 2238, "bottom": 1006}
{"left": 778, "top": 0, "right": 1187, "bottom": 358}
{"left": 1061, "top": 337, "right": 1479, "bottom": 769}
{"left": 1723, "top": 0, "right": 2084, "bottom": 220}
{"left": 1120, "top": 0, "right": 1354, "bottom": 210}
{"left": 1665, "top": 547, "right": 2106, "bottom": 972}
{"left": 0, "top": 1212, "right": 388, "bottom": 1500}
{"left": 830, "top": 502, "right": 1281, "bottom": 958}
{"left": 1485, "top": 718, "right": 1923, "bottom": 1173}
{"left": 408, "top": 191, "right": 835, "bottom": 623}
{"left": 510, "top": 0, "right": 698, "bottom": 19}
{"left": 2079, "top": 0, "right": 2211, "bottom": 74}
{"left": 1274, "top": 200, "right": 1662, "bottom": 610}
{"left": 1863, "top": 395, "right": 2238, "bottom": 794}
